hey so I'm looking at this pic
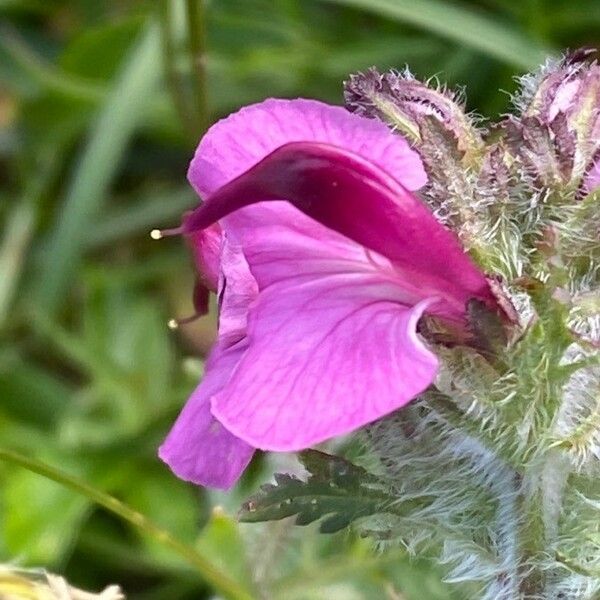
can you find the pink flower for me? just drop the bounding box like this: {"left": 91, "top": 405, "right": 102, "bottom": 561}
{"left": 159, "top": 99, "right": 496, "bottom": 489}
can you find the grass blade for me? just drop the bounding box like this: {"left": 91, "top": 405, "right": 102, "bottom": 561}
{"left": 35, "top": 23, "right": 162, "bottom": 314}
{"left": 0, "top": 203, "right": 35, "bottom": 327}
{"left": 0, "top": 447, "right": 255, "bottom": 600}
{"left": 320, "top": 0, "right": 550, "bottom": 69}
{"left": 0, "top": 22, "right": 104, "bottom": 100}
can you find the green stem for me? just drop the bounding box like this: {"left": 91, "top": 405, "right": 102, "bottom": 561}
{"left": 159, "top": 0, "right": 198, "bottom": 142}
{"left": 0, "top": 448, "right": 255, "bottom": 600}
{"left": 186, "top": 0, "right": 209, "bottom": 135}
{"left": 516, "top": 472, "right": 546, "bottom": 596}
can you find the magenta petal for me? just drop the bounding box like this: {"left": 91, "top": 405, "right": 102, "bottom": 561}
{"left": 160, "top": 240, "right": 258, "bottom": 489}
{"left": 189, "top": 223, "right": 222, "bottom": 292}
{"left": 188, "top": 98, "right": 426, "bottom": 197}
{"left": 211, "top": 279, "right": 438, "bottom": 451}
{"left": 219, "top": 201, "right": 396, "bottom": 290}
{"left": 184, "top": 142, "right": 494, "bottom": 317}
{"left": 159, "top": 342, "right": 255, "bottom": 489}
{"left": 217, "top": 235, "right": 259, "bottom": 346}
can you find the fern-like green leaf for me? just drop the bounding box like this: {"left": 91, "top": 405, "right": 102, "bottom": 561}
{"left": 238, "top": 450, "right": 396, "bottom": 534}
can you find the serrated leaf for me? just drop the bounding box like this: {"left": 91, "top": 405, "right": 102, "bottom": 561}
{"left": 239, "top": 450, "right": 396, "bottom": 534}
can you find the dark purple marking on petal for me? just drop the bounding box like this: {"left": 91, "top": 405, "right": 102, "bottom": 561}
{"left": 183, "top": 142, "right": 495, "bottom": 317}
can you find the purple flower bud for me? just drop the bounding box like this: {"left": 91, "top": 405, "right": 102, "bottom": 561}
{"left": 510, "top": 49, "right": 600, "bottom": 193}
{"left": 344, "top": 68, "right": 483, "bottom": 160}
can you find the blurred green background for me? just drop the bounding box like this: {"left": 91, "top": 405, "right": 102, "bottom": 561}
{"left": 0, "top": 0, "right": 598, "bottom": 598}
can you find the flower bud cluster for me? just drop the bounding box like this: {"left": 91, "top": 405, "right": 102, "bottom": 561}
{"left": 346, "top": 52, "right": 600, "bottom": 598}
